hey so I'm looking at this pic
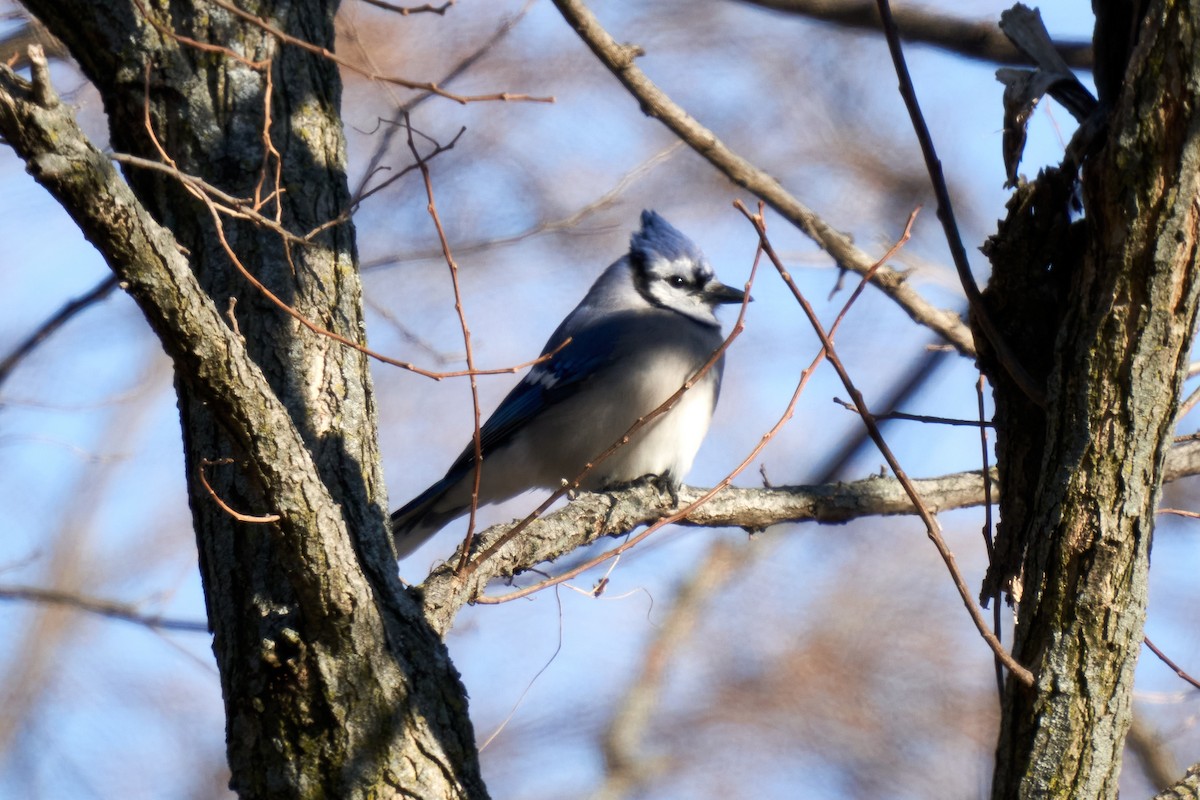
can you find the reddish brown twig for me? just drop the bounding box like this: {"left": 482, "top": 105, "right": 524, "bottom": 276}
{"left": 132, "top": 0, "right": 269, "bottom": 69}
{"left": 404, "top": 119, "right": 487, "bottom": 569}
{"left": 133, "top": 63, "right": 515, "bottom": 381}
{"left": 322, "top": 128, "right": 466, "bottom": 240}
{"left": 737, "top": 203, "right": 1036, "bottom": 687}
{"left": 252, "top": 66, "right": 284, "bottom": 220}
{"left": 111, "top": 153, "right": 301, "bottom": 243}
{"left": 350, "top": 2, "right": 534, "bottom": 202}
{"left": 207, "top": 0, "right": 552, "bottom": 105}
{"left": 198, "top": 458, "right": 282, "bottom": 523}
{"left": 117, "top": 128, "right": 462, "bottom": 246}
{"left": 1143, "top": 635, "right": 1200, "bottom": 691}
{"left": 1157, "top": 508, "right": 1200, "bottom": 519}
{"left": 156, "top": 159, "right": 570, "bottom": 380}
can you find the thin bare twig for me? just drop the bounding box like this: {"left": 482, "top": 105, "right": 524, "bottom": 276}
{"left": 476, "top": 580, "right": 565, "bottom": 751}
{"left": 1158, "top": 508, "right": 1200, "bottom": 519}
{"left": 174, "top": 166, "right": 570, "bottom": 380}
{"left": 405, "top": 118, "right": 487, "bottom": 569}
{"left": 351, "top": 1, "right": 534, "bottom": 200}
{"left": 316, "top": 127, "right": 466, "bottom": 241}
{"left": 549, "top": 0, "right": 977, "bottom": 357}
{"left": 111, "top": 152, "right": 303, "bottom": 244}
{"left": 1144, "top": 635, "right": 1200, "bottom": 692}
{"left": 251, "top": 65, "right": 284, "bottom": 221}
{"left": 135, "top": 55, "right": 465, "bottom": 244}
{"left": 0, "top": 584, "right": 210, "bottom": 633}
{"left": 873, "top": 0, "right": 1043, "bottom": 406}
{"left": 198, "top": 458, "right": 282, "bottom": 523}
{"left": 131, "top": 53, "right": 533, "bottom": 388}
{"left": 831, "top": 397, "right": 992, "bottom": 427}
{"left": 0, "top": 275, "right": 119, "bottom": 392}
{"left": 736, "top": 204, "right": 1035, "bottom": 687}
{"left": 976, "top": 375, "right": 996, "bottom": 560}
{"left": 362, "top": 141, "right": 683, "bottom": 271}
{"left": 810, "top": 346, "right": 951, "bottom": 481}
{"left": 978, "top": 372, "right": 1003, "bottom": 700}
{"left": 206, "top": 0, "right": 552, "bottom": 105}
{"left": 133, "top": 0, "right": 269, "bottom": 69}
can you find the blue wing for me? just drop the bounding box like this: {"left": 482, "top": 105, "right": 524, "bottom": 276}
{"left": 391, "top": 318, "right": 623, "bottom": 544}
{"left": 441, "top": 319, "right": 623, "bottom": 478}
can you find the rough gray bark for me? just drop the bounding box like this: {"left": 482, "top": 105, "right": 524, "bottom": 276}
{"left": 980, "top": 2, "right": 1200, "bottom": 797}
{"left": 1155, "top": 763, "right": 1200, "bottom": 800}
{"left": 5, "top": 0, "right": 1200, "bottom": 796}
{"left": 1, "top": 2, "right": 487, "bottom": 797}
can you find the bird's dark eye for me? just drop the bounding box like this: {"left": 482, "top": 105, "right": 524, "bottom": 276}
{"left": 669, "top": 276, "right": 688, "bottom": 288}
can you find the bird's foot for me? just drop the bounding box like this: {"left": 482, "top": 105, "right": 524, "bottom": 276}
{"left": 625, "top": 473, "right": 680, "bottom": 507}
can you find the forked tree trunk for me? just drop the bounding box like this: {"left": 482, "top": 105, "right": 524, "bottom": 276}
{"left": 981, "top": 3, "right": 1200, "bottom": 797}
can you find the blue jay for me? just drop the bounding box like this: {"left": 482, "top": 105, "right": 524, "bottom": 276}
{"left": 391, "top": 210, "right": 744, "bottom": 558}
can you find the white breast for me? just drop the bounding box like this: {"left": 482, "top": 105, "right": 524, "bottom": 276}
{"left": 592, "top": 359, "right": 716, "bottom": 485}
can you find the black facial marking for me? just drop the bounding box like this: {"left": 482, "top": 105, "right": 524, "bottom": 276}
{"left": 631, "top": 253, "right": 659, "bottom": 306}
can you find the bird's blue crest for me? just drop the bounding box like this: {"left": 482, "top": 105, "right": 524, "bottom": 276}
{"left": 631, "top": 210, "right": 703, "bottom": 264}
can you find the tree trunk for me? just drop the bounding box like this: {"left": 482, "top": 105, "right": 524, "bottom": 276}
{"left": 6, "top": 2, "right": 488, "bottom": 797}
{"left": 982, "top": 3, "right": 1200, "bottom": 797}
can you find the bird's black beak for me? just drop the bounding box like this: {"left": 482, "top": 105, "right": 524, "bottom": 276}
{"left": 705, "top": 281, "right": 750, "bottom": 305}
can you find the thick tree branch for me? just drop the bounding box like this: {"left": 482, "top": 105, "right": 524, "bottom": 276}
{"left": 737, "top": 0, "right": 1092, "bottom": 69}
{"left": 1154, "top": 764, "right": 1200, "bottom": 800}
{"left": 418, "top": 437, "right": 1200, "bottom": 635}
{"left": 418, "top": 473, "right": 974, "bottom": 635}
{"left": 550, "top": 0, "right": 977, "bottom": 358}
{"left": 1127, "top": 716, "right": 1182, "bottom": 794}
